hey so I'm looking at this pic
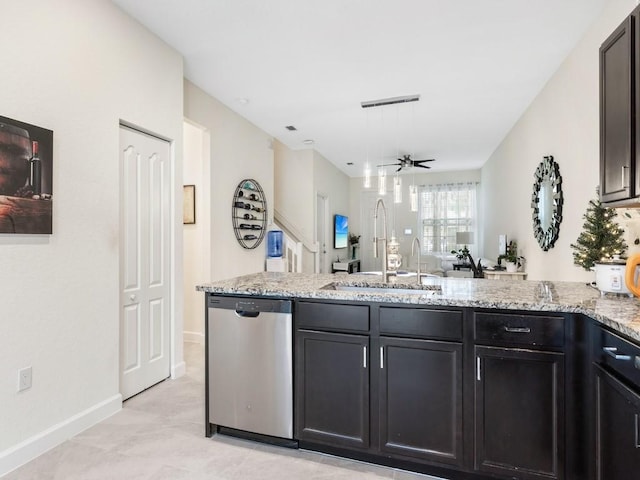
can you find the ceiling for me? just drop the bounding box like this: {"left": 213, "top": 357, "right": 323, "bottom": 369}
{"left": 112, "top": 0, "right": 606, "bottom": 177}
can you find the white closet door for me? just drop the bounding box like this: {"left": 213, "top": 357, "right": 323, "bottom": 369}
{"left": 119, "top": 125, "right": 171, "bottom": 400}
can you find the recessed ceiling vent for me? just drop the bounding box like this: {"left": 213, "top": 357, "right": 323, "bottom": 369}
{"left": 361, "top": 94, "right": 420, "bottom": 109}
{"left": 285, "top": 125, "right": 297, "bottom": 131}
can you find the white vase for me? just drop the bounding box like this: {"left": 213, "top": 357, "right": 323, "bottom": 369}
{"left": 505, "top": 262, "right": 518, "bottom": 273}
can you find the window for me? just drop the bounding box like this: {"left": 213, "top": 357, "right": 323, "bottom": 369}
{"left": 418, "top": 182, "right": 478, "bottom": 255}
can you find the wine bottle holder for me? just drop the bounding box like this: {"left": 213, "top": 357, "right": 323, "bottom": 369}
{"left": 232, "top": 178, "right": 267, "bottom": 249}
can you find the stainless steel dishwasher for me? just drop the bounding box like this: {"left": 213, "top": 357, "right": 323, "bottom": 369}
{"left": 206, "top": 295, "right": 293, "bottom": 441}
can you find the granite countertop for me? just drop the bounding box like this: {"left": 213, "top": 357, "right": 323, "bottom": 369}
{"left": 197, "top": 272, "right": 640, "bottom": 343}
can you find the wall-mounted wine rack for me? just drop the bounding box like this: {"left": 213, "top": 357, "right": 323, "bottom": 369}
{"left": 232, "top": 178, "right": 267, "bottom": 249}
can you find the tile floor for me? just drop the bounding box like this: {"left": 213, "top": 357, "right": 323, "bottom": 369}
{"left": 4, "top": 343, "right": 443, "bottom": 480}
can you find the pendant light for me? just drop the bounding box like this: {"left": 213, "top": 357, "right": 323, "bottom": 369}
{"left": 377, "top": 105, "right": 386, "bottom": 194}
{"left": 363, "top": 108, "right": 371, "bottom": 188}
{"left": 393, "top": 104, "right": 402, "bottom": 204}
{"left": 360, "top": 94, "right": 421, "bottom": 198}
{"left": 394, "top": 174, "right": 402, "bottom": 204}
{"left": 378, "top": 166, "right": 387, "bottom": 195}
{"left": 409, "top": 184, "right": 418, "bottom": 212}
{"left": 409, "top": 103, "right": 418, "bottom": 212}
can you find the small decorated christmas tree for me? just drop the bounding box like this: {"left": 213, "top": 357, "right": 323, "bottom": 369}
{"left": 570, "top": 196, "right": 627, "bottom": 270}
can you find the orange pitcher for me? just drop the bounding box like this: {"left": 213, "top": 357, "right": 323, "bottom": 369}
{"left": 625, "top": 253, "right": 640, "bottom": 297}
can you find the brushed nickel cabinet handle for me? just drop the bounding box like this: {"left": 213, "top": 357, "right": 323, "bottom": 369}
{"left": 380, "top": 347, "right": 384, "bottom": 369}
{"left": 477, "top": 357, "right": 481, "bottom": 381}
{"left": 623, "top": 165, "right": 630, "bottom": 189}
{"left": 603, "top": 346, "right": 632, "bottom": 361}
{"left": 504, "top": 326, "right": 531, "bottom": 333}
{"left": 363, "top": 346, "right": 367, "bottom": 369}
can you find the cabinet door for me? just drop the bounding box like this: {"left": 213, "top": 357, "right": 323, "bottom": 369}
{"left": 379, "top": 337, "right": 463, "bottom": 467}
{"left": 295, "top": 330, "right": 369, "bottom": 449}
{"left": 475, "top": 346, "right": 565, "bottom": 480}
{"left": 595, "top": 365, "right": 640, "bottom": 479}
{"left": 600, "top": 15, "right": 634, "bottom": 203}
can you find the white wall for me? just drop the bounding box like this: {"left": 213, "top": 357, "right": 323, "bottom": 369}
{"left": 272, "top": 143, "right": 351, "bottom": 273}
{"left": 313, "top": 150, "right": 351, "bottom": 267}
{"left": 481, "top": 0, "right": 638, "bottom": 282}
{"left": 273, "top": 141, "right": 315, "bottom": 271}
{"left": 183, "top": 122, "right": 208, "bottom": 343}
{"left": 183, "top": 80, "right": 274, "bottom": 281}
{"left": 0, "top": 0, "right": 183, "bottom": 473}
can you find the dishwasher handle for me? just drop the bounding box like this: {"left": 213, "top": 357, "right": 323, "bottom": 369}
{"left": 235, "top": 310, "right": 260, "bottom": 318}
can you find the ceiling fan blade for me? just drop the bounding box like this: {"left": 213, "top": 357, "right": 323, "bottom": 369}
{"left": 396, "top": 166, "right": 403, "bottom": 172}
{"left": 415, "top": 164, "right": 431, "bottom": 169}
{"left": 413, "top": 159, "right": 436, "bottom": 163}
{"left": 377, "top": 162, "right": 401, "bottom": 167}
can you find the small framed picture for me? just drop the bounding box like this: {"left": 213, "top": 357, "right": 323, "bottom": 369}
{"left": 183, "top": 185, "right": 195, "bottom": 224}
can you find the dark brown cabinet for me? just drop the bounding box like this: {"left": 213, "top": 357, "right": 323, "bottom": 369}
{"left": 594, "top": 365, "right": 640, "bottom": 479}
{"left": 379, "top": 336, "right": 463, "bottom": 467}
{"left": 295, "top": 301, "right": 465, "bottom": 468}
{"left": 295, "top": 329, "right": 370, "bottom": 449}
{"left": 600, "top": 7, "right": 640, "bottom": 204}
{"left": 592, "top": 326, "right": 640, "bottom": 480}
{"left": 377, "top": 305, "right": 464, "bottom": 467}
{"left": 474, "top": 346, "right": 565, "bottom": 480}
{"left": 295, "top": 302, "right": 578, "bottom": 480}
{"left": 473, "top": 311, "right": 566, "bottom": 480}
{"left": 294, "top": 301, "right": 370, "bottom": 449}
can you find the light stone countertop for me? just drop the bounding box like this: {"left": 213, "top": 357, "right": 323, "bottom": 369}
{"left": 197, "top": 272, "right": 640, "bottom": 343}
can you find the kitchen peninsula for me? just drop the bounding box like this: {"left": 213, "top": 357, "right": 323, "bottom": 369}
{"left": 198, "top": 272, "right": 640, "bottom": 480}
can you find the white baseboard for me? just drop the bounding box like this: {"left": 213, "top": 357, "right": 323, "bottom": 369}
{"left": 0, "top": 394, "right": 122, "bottom": 477}
{"left": 171, "top": 361, "right": 186, "bottom": 379}
{"left": 183, "top": 331, "right": 205, "bottom": 344}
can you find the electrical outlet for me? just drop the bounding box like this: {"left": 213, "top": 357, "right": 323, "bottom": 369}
{"left": 18, "top": 366, "right": 32, "bottom": 392}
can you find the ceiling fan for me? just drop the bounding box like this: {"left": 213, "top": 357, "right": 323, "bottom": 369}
{"left": 378, "top": 154, "right": 436, "bottom": 172}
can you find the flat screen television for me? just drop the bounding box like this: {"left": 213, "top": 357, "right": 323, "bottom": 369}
{"left": 334, "top": 214, "right": 348, "bottom": 249}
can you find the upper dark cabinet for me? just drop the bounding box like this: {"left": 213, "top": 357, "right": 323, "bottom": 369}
{"left": 600, "top": 10, "right": 639, "bottom": 204}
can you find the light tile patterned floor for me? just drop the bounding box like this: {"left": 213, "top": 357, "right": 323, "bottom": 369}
{"left": 4, "top": 343, "right": 443, "bottom": 480}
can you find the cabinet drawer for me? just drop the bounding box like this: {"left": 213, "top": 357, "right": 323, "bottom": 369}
{"left": 379, "top": 307, "right": 462, "bottom": 340}
{"left": 474, "top": 312, "right": 564, "bottom": 347}
{"left": 595, "top": 327, "right": 640, "bottom": 388}
{"left": 296, "top": 301, "right": 369, "bottom": 333}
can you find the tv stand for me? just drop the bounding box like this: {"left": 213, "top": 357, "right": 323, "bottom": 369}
{"left": 332, "top": 259, "right": 360, "bottom": 274}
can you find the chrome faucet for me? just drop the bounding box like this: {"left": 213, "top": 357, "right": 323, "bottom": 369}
{"left": 411, "top": 237, "right": 421, "bottom": 284}
{"left": 373, "top": 198, "right": 394, "bottom": 283}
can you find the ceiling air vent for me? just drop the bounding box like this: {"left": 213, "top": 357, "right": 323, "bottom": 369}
{"left": 285, "top": 125, "right": 297, "bottom": 131}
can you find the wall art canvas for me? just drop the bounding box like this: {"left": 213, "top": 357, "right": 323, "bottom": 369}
{"left": 0, "top": 115, "right": 53, "bottom": 234}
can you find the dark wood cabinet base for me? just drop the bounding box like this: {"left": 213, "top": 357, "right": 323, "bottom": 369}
{"left": 293, "top": 301, "right": 582, "bottom": 480}
{"left": 299, "top": 440, "right": 501, "bottom": 480}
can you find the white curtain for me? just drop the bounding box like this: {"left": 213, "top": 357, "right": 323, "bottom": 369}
{"left": 418, "top": 182, "right": 479, "bottom": 255}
